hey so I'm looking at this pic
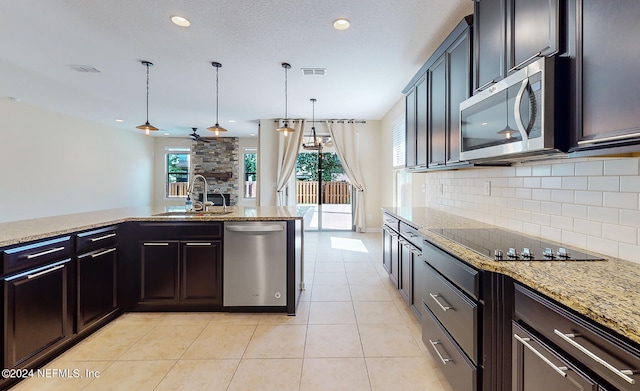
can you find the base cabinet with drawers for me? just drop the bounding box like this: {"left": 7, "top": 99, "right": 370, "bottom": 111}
{"left": 513, "top": 283, "right": 640, "bottom": 390}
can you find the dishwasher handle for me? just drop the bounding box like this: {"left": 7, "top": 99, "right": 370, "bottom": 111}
{"left": 226, "top": 224, "right": 285, "bottom": 234}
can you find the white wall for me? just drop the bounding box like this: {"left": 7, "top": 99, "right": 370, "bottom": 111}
{"left": 257, "top": 119, "right": 279, "bottom": 206}
{"left": 418, "top": 157, "right": 640, "bottom": 264}
{"left": 0, "top": 100, "right": 154, "bottom": 223}
{"left": 380, "top": 97, "right": 406, "bottom": 209}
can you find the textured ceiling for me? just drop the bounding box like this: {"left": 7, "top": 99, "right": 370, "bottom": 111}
{"left": 0, "top": 0, "right": 473, "bottom": 138}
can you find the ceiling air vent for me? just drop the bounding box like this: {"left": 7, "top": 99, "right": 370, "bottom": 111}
{"left": 68, "top": 65, "right": 102, "bottom": 73}
{"left": 301, "top": 68, "right": 326, "bottom": 76}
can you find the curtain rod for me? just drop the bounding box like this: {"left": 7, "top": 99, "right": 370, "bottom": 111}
{"left": 272, "top": 119, "right": 367, "bottom": 124}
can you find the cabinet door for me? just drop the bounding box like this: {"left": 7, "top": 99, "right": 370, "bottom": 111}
{"left": 180, "top": 241, "right": 222, "bottom": 305}
{"left": 139, "top": 241, "right": 179, "bottom": 303}
{"left": 509, "top": 0, "right": 559, "bottom": 72}
{"left": 77, "top": 247, "right": 117, "bottom": 332}
{"left": 4, "top": 260, "right": 71, "bottom": 369}
{"left": 474, "top": 0, "right": 505, "bottom": 92}
{"left": 382, "top": 228, "right": 393, "bottom": 274}
{"left": 428, "top": 54, "right": 447, "bottom": 167}
{"left": 405, "top": 87, "right": 417, "bottom": 167}
{"left": 415, "top": 75, "right": 428, "bottom": 167}
{"left": 512, "top": 323, "right": 600, "bottom": 391}
{"left": 447, "top": 29, "right": 471, "bottom": 164}
{"left": 390, "top": 234, "right": 400, "bottom": 288}
{"left": 399, "top": 241, "right": 412, "bottom": 304}
{"left": 576, "top": 0, "right": 640, "bottom": 148}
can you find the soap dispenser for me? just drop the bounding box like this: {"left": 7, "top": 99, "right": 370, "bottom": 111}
{"left": 185, "top": 194, "right": 193, "bottom": 211}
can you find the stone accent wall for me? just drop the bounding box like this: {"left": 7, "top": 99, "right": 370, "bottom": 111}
{"left": 191, "top": 138, "right": 239, "bottom": 205}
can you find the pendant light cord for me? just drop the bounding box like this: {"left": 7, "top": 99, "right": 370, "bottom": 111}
{"left": 145, "top": 63, "right": 150, "bottom": 122}
{"left": 215, "top": 65, "right": 220, "bottom": 124}
{"left": 284, "top": 65, "right": 288, "bottom": 123}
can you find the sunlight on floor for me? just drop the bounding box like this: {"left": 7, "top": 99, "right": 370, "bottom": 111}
{"left": 330, "top": 236, "right": 369, "bottom": 253}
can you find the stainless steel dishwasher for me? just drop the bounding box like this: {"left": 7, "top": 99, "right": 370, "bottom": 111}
{"left": 223, "top": 221, "right": 287, "bottom": 307}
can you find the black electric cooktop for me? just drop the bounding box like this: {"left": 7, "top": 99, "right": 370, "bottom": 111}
{"left": 428, "top": 227, "right": 604, "bottom": 261}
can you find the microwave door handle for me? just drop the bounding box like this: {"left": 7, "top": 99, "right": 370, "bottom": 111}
{"left": 514, "top": 79, "right": 530, "bottom": 141}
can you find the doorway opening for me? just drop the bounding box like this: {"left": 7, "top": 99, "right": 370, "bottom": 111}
{"left": 296, "top": 151, "right": 353, "bottom": 231}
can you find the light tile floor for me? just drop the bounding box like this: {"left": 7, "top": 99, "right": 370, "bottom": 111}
{"left": 11, "top": 231, "right": 452, "bottom": 391}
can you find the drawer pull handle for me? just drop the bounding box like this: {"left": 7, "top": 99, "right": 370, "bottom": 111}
{"left": 514, "top": 333, "right": 568, "bottom": 378}
{"left": 429, "top": 340, "right": 452, "bottom": 365}
{"left": 143, "top": 242, "right": 170, "bottom": 246}
{"left": 430, "top": 293, "right": 452, "bottom": 312}
{"left": 554, "top": 329, "right": 636, "bottom": 384}
{"left": 28, "top": 264, "right": 65, "bottom": 279}
{"left": 185, "top": 243, "right": 211, "bottom": 246}
{"left": 90, "top": 233, "right": 116, "bottom": 242}
{"left": 91, "top": 248, "right": 116, "bottom": 258}
{"left": 26, "top": 246, "right": 65, "bottom": 259}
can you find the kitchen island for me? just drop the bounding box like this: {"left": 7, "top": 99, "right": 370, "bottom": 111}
{"left": 0, "top": 206, "right": 308, "bottom": 389}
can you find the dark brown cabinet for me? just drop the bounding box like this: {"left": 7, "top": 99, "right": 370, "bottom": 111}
{"left": 3, "top": 259, "right": 72, "bottom": 370}
{"left": 404, "top": 16, "right": 472, "bottom": 171}
{"left": 571, "top": 0, "right": 640, "bottom": 154}
{"left": 474, "top": 0, "right": 505, "bottom": 92}
{"left": 76, "top": 226, "right": 118, "bottom": 332}
{"left": 474, "top": 0, "right": 560, "bottom": 92}
{"left": 137, "top": 222, "right": 223, "bottom": 309}
{"left": 139, "top": 241, "right": 180, "bottom": 303}
{"left": 512, "top": 322, "right": 599, "bottom": 390}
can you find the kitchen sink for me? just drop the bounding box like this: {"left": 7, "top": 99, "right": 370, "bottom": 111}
{"left": 155, "top": 210, "right": 234, "bottom": 217}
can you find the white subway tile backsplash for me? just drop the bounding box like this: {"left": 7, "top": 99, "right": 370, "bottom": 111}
{"left": 562, "top": 204, "right": 588, "bottom": 219}
{"left": 588, "top": 176, "right": 620, "bottom": 191}
{"left": 602, "top": 223, "right": 637, "bottom": 245}
{"left": 552, "top": 162, "right": 575, "bottom": 176}
{"left": 587, "top": 206, "right": 619, "bottom": 224}
{"left": 562, "top": 176, "right": 588, "bottom": 190}
{"left": 620, "top": 176, "right": 640, "bottom": 192}
{"left": 426, "top": 156, "right": 640, "bottom": 263}
{"left": 603, "top": 192, "right": 639, "bottom": 210}
{"left": 604, "top": 158, "right": 640, "bottom": 176}
{"left": 575, "top": 160, "right": 603, "bottom": 176}
{"left": 574, "top": 191, "right": 603, "bottom": 206}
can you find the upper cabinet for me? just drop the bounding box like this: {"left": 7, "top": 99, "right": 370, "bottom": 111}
{"left": 404, "top": 16, "right": 473, "bottom": 172}
{"left": 570, "top": 0, "right": 640, "bottom": 154}
{"left": 474, "top": 0, "right": 560, "bottom": 93}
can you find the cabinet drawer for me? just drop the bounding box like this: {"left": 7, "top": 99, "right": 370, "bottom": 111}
{"left": 514, "top": 283, "right": 640, "bottom": 390}
{"left": 422, "top": 303, "right": 477, "bottom": 391}
{"left": 76, "top": 226, "right": 118, "bottom": 253}
{"left": 422, "top": 260, "right": 478, "bottom": 364}
{"left": 399, "top": 221, "right": 422, "bottom": 248}
{"left": 138, "top": 222, "right": 223, "bottom": 240}
{"left": 422, "top": 239, "right": 480, "bottom": 300}
{"left": 3, "top": 236, "right": 72, "bottom": 275}
{"left": 383, "top": 213, "right": 399, "bottom": 232}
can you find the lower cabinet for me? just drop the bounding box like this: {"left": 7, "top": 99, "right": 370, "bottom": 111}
{"left": 3, "top": 259, "right": 72, "bottom": 370}
{"left": 77, "top": 247, "right": 118, "bottom": 332}
{"left": 139, "top": 240, "right": 222, "bottom": 307}
{"left": 512, "top": 322, "right": 600, "bottom": 390}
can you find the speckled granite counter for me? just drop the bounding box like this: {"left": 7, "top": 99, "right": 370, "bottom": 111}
{"left": 383, "top": 207, "right": 640, "bottom": 345}
{"left": 0, "top": 206, "right": 309, "bottom": 248}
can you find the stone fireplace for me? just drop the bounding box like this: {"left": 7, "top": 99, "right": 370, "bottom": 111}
{"left": 191, "top": 137, "right": 239, "bottom": 205}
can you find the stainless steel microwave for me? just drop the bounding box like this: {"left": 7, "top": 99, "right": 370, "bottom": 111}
{"left": 460, "top": 57, "right": 566, "bottom": 163}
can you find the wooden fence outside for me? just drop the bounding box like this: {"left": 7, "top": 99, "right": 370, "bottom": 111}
{"left": 168, "top": 182, "right": 189, "bottom": 197}
{"left": 296, "top": 181, "right": 351, "bottom": 204}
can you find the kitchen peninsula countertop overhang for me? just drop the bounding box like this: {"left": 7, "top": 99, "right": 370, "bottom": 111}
{"left": 0, "top": 206, "right": 309, "bottom": 248}
{"left": 383, "top": 206, "right": 640, "bottom": 346}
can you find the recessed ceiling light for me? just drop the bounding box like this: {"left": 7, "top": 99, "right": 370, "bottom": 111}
{"left": 115, "top": 118, "right": 124, "bottom": 123}
{"left": 228, "top": 120, "right": 236, "bottom": 123}
{"left": 170, "top": 15, "right": 190, "bottom": 27}
{"left": 164, "top": 133, "right": 170, "bottom": 136}
{"left": 250, "top": 133, "right": 256, "bottom": 137}
{"left": 333, "top": 18, "right": 350, "bottom": 30}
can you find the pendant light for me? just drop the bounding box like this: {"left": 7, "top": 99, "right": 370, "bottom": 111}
{"left": 136, "top": 61, "right": 158, "bottom": 134}
{"left": 276, "top": 62, "right": 295, "bottom": 136}
{"left": 303, "top": 98, "right": 319, "bottom": 150}
{"left": 207, "top": 62, "right": 228, "bottom": 136}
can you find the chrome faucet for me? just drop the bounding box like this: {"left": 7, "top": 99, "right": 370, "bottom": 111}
{"left": 188, "top": 174, "right": 211, "bottom": 211}
{"left": 213, "top": 187, "right": 227, "bottom": 211}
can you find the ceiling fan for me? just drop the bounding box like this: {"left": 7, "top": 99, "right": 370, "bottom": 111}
{"left": 188, "top": 128, "right": 211, "bottom": 143}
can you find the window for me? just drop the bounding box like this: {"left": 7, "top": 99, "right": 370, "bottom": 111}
{"left": 392, "top": 118, "right": 406, "bottom": 168}
{"left": 166, "top": 152, "right": 190, "bottom": 198}
{"left": 243, "top": 149, "right": 257, "bottom": 198}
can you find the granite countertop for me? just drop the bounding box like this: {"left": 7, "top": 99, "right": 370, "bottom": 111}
{"left": 0, "top": 205, "right": 310, "bottom": 248}
{"left": 383, "top": 207, "right": 640, "bottom": 346}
